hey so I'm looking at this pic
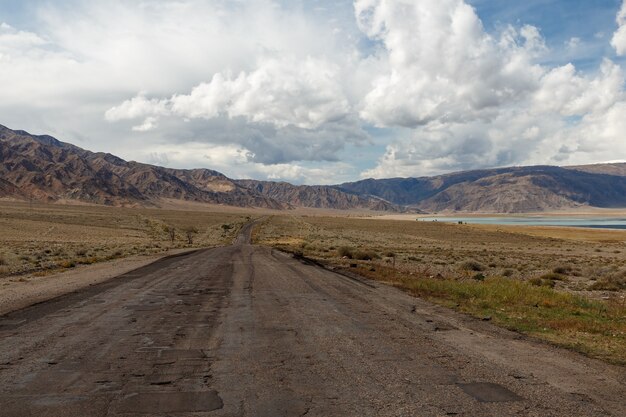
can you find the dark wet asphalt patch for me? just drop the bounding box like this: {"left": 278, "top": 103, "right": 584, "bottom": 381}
{"left": 457, "top": 382, "right": 523, "bottom": 402}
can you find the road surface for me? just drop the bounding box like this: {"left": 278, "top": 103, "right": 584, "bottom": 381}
{"left": 0, "top": 222, "right": 624, "bottom": 416}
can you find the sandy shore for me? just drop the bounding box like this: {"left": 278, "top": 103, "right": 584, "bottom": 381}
{"left": 0, "top": 248, "right": 198, "bottom": 316}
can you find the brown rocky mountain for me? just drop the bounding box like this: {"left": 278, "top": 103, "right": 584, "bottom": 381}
{"left": 0, "top": 125, "right": 400, "bottom": 211}
{"left": 0, "top": 177, "right": 23, "bottom": 198}
{"left": 567, "top": 163, "right": 626, "bottom": 177}
{"left": 338, "top": 165, "right": 626, "bottom": 213}
{"left": 2, "top": 124, "right": 626, "bottom": 213}
{"left": 235, "top": 180, "right": 403, "bottom": 211}
{"left": 0, "top": 125, "right": 283, "bottom": 208}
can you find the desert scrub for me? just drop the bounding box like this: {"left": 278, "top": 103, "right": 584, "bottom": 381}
{"left": 459, "top": 260, "right": 485, "bottom": 272}
{"left": 589, "top": 270, "right": 626, "bottom": 291}
{"left": 529, "top": 277, "right": 556, "bottom": 288}
{"left": 252, "top": 214, "right": 626, "bottom": 364}
{"left": 552, "top": 265, "right": 573, "bottom": 275}
{"left": 58, "top": 260, "right": 76, "bottom": 269}
{"left": 353, "top": 265, "right": 626, "bottom": 364}
{"left": 337, "top": 246, "right": 355, "bottom": 259}
{"left": 540, "top": 272, "right": 566, "bottom": 281}
{"left": 353, "top": 249, "right": 379, "bottom": 261}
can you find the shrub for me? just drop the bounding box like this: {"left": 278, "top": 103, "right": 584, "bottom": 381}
{"left": 0, "top": 256, "right": 7, "bottom": 266}
{"left": 473, "top": 273, "right": 486, "bottom": 281}
{"left": 552, "top": 265, "right": 572, "bottom": 275}
{"left": 59, "top": 260, "right": 76, "bottom": 268}
{"left": 541, "top": 272, "right": 566, "bottom": 281}
{"left": 354, "top": 250, "right": 379, "bottom": 261}
{"left": 529, "top": 277, "right": 555, "bottom": 288}
{"left": 588, "top": 270, "right": 626, "bottom": 291}
{"left": 337, "top": 246, "right": 354, "bottom": 259}
{"left": 460, "top": 260, "right": 485, "bottom": 272}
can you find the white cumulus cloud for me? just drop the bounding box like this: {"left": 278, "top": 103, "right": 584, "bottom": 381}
{"left": 106, "top": 56, "right": 351, "bottom": 130}
{"left": 354, "top": 0, "right": 544, "bottom": 128}
{"left": 169, "top": 56, "right": 351, "bottom": 129}
{"left": 612, "top": 1, "right": 626, "bottom": 55}
{"left": 357, "top": 0, "right": 626, "bottom": 178}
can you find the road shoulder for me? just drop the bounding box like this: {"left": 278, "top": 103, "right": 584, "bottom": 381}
{"left": 0, "top": 248, "right": 197, "bottom": 316}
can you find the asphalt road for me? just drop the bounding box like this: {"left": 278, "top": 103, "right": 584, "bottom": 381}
{"left": 0, "top": 222, "right": 624, "bottom": 416}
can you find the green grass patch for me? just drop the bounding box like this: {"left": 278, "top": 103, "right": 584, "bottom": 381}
{"left": 356, "top": 266, "right": 626, "bottom": 364}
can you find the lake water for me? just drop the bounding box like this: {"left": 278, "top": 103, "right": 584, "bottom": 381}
{"left": 418, "top": 216, "right": 626, "bottom": 230}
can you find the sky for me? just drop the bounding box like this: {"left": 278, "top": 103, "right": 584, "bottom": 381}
{"left": 1, "top": 0, "right": 626, "bottom": 184}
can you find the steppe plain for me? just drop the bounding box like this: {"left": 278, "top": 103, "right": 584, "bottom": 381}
{"left": 1, "top": 201, "right": 625, "bottom": 364}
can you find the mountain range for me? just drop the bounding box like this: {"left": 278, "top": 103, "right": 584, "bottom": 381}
{"left": 1, "top": 124, "right": 626, "bottom": 213}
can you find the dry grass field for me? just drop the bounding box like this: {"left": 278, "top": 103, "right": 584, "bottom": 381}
{"left": 254, "top": 215, "right": 626, "bottom": 364}
{"left": 0, "top": 201, "right": 252, "bottom": 278}
{"left": 2, "top": 201, "right": 625, "bottom": 364}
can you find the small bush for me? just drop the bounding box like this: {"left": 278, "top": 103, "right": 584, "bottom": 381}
{"left": 541, "top": 272, "right": 566, "bottom": 281}
{"left": 0, "top": 256, "right": 7, "bottom": 266}
{"left": 529, "top": 277, "right": 555, "bottom": 288}
{"left": 337, "top": 246, "right": 354, "bottom": 259}
{"left": 59, "top": 260, "right": 76, "bottom": 268}
{"left": 588, "top": 270, "right": 626, "bottom": 291}
{"left": 473, "top": 273, "right": 486, "bottom": 281}
{"left": 502, "top": 269, "right": 515, "bottom": 277}
{"left": 78, "top": 257, "right": 99, "bottom": 265}
{"left": 354, "top": 250, "right": 379, "bottom": 261}
{"left": 552, "top": 265, "right": 572, "bottom": 275}
{"left": 460, "top": 260, "right": 485, "bottom": 272}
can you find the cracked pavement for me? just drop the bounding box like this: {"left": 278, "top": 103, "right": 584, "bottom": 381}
{"left": 0, "top": 222, "right": 624, "bottom": 416}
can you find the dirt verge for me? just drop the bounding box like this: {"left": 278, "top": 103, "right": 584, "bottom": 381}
{"left": 0, "top": 248, "right": 197, "bottom": 316}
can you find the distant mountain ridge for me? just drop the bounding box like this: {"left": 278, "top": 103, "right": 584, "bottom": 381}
{"left": 338, "top": 165, "right": 626, "bottom": 212}
{"left": 1, "top": 124, "right": 626, "bottom": 213}
{"left": 0, "top": 124, "right": 399, "bottom": 211}
{"left": 235, "top": 179, "right": 400, "bottom": 212}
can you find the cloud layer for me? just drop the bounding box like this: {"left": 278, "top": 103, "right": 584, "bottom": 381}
{"left": 1, "top": 0, "right": 626, "bottom": 183}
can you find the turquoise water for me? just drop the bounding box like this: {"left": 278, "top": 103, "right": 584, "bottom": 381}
{"left": 418, "top": 217, "right": 626, "bottom": 230}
